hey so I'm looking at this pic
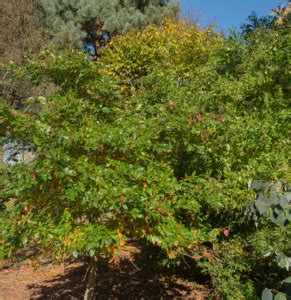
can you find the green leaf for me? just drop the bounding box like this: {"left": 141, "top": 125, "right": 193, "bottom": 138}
{"left": 262, "top": 289, "right": 273, "bottom": 300}
{"left": 263, "top": 249, "right": 272, "bottom": 257}
{"left": 274, "top": 293, "right": 287, "bottom": 300}
{"left": 256, "top": 197, "right": 268, "bottom": 215}
{"left": 130, "top": 208, "right": 142, "bottom": 219}
{"left": 269, "top": 193, "right": 280, "bottom": 205}
{"left": 278, "top": 195, "right": 289, "bottom": 208}
{"left": 250, "top": 180, "right": 263, "bottom": 191}
{"left": 0, "top": 249, "right": 4, "bottom": 260}
{"left": 283, "top": 277, "right": 291, "bottom": 283}
{"left": 22, "top": 237, "right": 28, "bottom": 246}
{"left": 277, "top": 255, "right": 289, "bottom": 270}
{"left": 251, "top": 181, "right": 272, "bottom": 192}
{"left": 274, "top": 212, "right": 287, "bottom": 227}
{"left": 285, "top": 193, "right": 291, "bottom": 202}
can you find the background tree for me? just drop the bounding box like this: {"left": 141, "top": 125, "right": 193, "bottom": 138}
{"left": 240, "top": 4, "right": 290, "bottom": 37}
{"left": 240, "top": 11, "right": 275, "bottom": 36}
{"left": 0, "top": 0, "right": 49, "bottom": 108}
{"left": 37, "top": 0, "right": 179, "bottom": 47}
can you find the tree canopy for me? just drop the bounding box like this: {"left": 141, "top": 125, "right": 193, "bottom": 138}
{"left": 38, "top": 0, "right": 179, "bottom": 47}
{"left": 1, "top": 18, "right": 290, "bottom": 298}
{"left": 0, "top": 7, "right": 290, "bottom": 300}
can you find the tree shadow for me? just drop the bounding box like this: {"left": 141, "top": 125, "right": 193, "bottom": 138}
{"left": 27, "top": 253, "right": 210, "bottom": 299}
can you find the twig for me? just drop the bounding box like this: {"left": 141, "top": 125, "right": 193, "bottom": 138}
{"left": 128, "top": 258, "right": 141, "bottom": 271}
{"left": 182, "top": 255, "right": 191, "bottom": 269}
{"left": 2, "top": 70, "right": 9, "bottom": 82}
{"left": 210, "top": 254, "right": 224, "bottom": 263}
{"left": 82, "top": 263, "right": 90, "bottom": 282}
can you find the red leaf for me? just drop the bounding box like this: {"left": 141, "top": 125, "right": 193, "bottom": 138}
{"left": 194, "top": 112, "right": 202, "bottom": 121}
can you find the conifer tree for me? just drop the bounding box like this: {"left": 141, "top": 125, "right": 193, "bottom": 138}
{"left": 38, "top": 0, "right": 179, "bottom": 47}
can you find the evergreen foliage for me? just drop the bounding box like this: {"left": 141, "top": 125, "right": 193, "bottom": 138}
{"left": 240, "top": 11, "right": 275, "bottom": 36}
{"left": 38, "top": 0, "right": 179, "bottom": 47}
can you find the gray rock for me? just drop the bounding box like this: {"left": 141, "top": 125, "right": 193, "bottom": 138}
{"left": 2, "top": 140, "right": 35, "bottom": 165}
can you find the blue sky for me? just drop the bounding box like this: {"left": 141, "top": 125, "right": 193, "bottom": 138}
{"left": 179, "top": 0, "right": 288, "bottom": 31}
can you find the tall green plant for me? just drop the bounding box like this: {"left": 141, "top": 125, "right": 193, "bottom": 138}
{"left": 0, "top": 19, "right": 289, "bottom": 299}
{"left": 247, "top": 180, "right": 291, "bottom": 300}
{"left": 38, "top": 0, "right": 179, "bottom": 47}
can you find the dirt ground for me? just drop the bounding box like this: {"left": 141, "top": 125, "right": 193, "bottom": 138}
{"left": 0, "top": 255, "right": 211, "bottom": 300}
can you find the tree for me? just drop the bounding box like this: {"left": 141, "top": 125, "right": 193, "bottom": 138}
{"left": 0, "top": 0, "right": 49, "bottom": 108}
{"left": 240, "top": 11, "right": 275, "bottom": 37}
{"left": 0, "top": 19, "right": 289, "bottom": 299}
{"left": 240, "top": 4, "right": 290, "bottom": 37}
{"left": 38, "top": 0, "right": 179, "bottom": 47}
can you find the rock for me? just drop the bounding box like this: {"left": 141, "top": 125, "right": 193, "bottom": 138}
{"left": 2, "top": 140, "right": 35, "bottom": 165}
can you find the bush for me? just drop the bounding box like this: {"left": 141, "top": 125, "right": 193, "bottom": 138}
{"left": 247, "top": 180, "right": 290, "bottom": 300}
{"left": 0, "top": 20, "right": 289, "bottom": 298}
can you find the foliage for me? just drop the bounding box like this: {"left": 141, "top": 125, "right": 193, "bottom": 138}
{"left": 240, "top": 11, "right": 276, "bottom": 37}
{"left": 247, "top": 180, "right": 290, "bottom": 228}
{"left": 240, "top": 5, "right": 291, "bottom": 37}
{"left": 0, "top": 19, "right": 290, "bottom": 298}
{"left": 0, "top": 0, "right": 50, "bottom": 108}
{"left": 0, "top": 0, "right": 47, "bottom": 66}
{"left": 100, "top": 20, "right": 218, "bottom": 80}
{"left": 246, "top": 180, "right": 291, "bottom": 300}
{"left": 37, "top": 0, "right": 179, "bottom": 47}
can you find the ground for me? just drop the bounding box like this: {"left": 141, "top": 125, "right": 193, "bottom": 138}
{"left": 0, "top": 246, "right": 211, "bottom": 299}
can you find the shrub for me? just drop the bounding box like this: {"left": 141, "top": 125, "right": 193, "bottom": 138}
{"left": 0, "top": 20, "right": 289, "bottom": 298}
{"left": 247, "top": 180, "right": 290, "bottom": 300}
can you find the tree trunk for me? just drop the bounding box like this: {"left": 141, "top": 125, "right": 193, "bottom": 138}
{"left": 84, "top": 256, "right": 98, "bottom": 300}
